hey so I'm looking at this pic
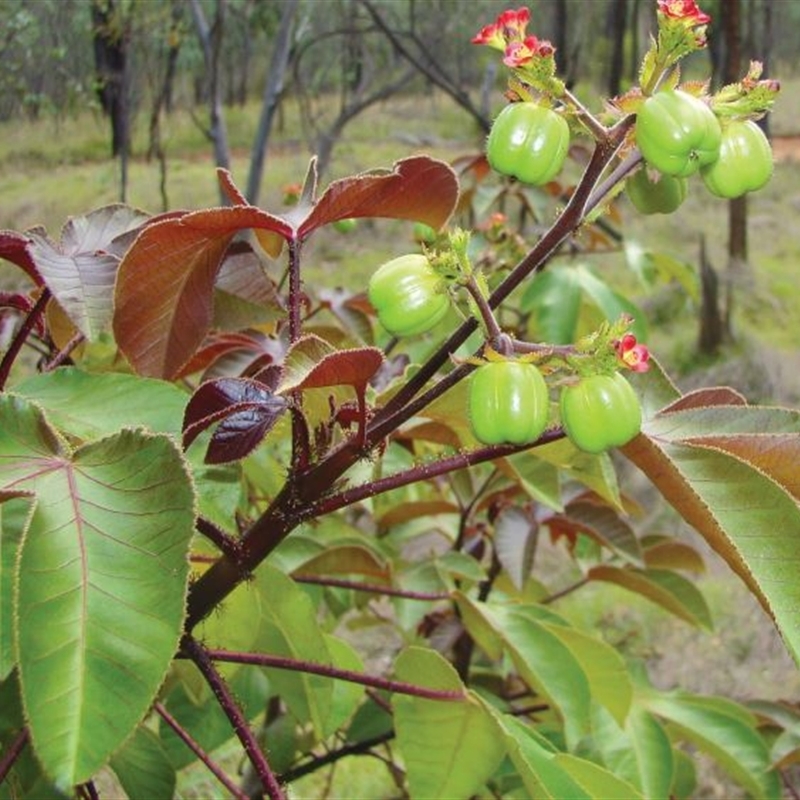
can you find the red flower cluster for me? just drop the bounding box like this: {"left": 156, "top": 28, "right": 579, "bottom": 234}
{"left": 657, "top": 0, "right": 711, "bottom": 25}
{"left": 471, "top": 7, "right": 530, "bottom": 49}
{"left": 472, "top": 6, "right": 555, "bottom": 68}
{"left": 614, "top": 334, "right": 650, "bottom": 373}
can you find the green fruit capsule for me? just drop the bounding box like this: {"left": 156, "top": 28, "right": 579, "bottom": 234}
{"left": 701, "top": 120, "right": 774, "bottom": 199}
{"left": 636, "top": 89, "right": 721, "bottom": 177}
{"left": 560, "top": 373, "right": 642, "bottom": 454}
{"left": 368, "top": 254, "right": 449, "bottom": 337}
{"left": 627, "top": 168, "right": 688, "bottom": 215}
{"left": 486, "top": 102, "right": 571, "bottom": 186}
{"left": 469, "top": 360, "right": 550, "bottom": 446}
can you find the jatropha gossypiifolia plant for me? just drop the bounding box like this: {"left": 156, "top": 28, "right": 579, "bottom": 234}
{"left": 1, "top": 2, "right": 798, "bottom": 799}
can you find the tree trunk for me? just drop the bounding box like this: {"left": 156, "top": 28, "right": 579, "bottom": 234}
{"left": 91, "top": 0, "right": 129, "bottom": 158}
{"left": 722, "top": 0, "right": 747, "bottom": 338}
{"left": 246, "top": 0, "right": 299, "bottom": 205}
{"left": 698, "top": 235, "right": 723, "bottom": 355}
{"left": 606, "top": 0, "right": 628, "bottom": 98}
{"left": 190, "top": 0, "right": 231, "bottom": 197}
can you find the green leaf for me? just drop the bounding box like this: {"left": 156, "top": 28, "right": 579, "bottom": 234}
{"left": 1, "top": 496, "right": 32, "bottom": 680}
{"left": 530, "top": 438, "right": 623, "bottom": 511}
{"left": 575, "top": 264, "right": 648, "bottom": 342}
{"left": 109, "top": 725, "right": 176, "bottom": 800}
{"left": 497, "top": 714, "right": 585, "bottom": 799}
{"left": 497, "top": 714, "right": 642, "bottom": 799}
{"left": 502, "top": 451, "right": 563, "bottom": 511}
{"left": 624, "top": 239, "right": 698, "bottom": 300}
{"left": 255, "top": 564, "right": 334, "bottom": 738}
{"left": 2, "top": 396, "right": 195, "bottom": 788}
{"left": 456, "top": 598, "right": 592, "bottom": 747}
{"left": 592, "top": 704, "right": 675, "bottom": 799}
{"left": 626, "top": 356, "right": 682, "bottom": 421}
{"left": 13, "top": 368, "right": 187, "bottom": 439}
{"left": 538, "top": 622, "right": 632, "bottom": 726}
{"left": 644, "top": 691, "right": 781, "bottom": 799}
{"left": 393, "top": 647, "right": 504, "bottom": 800}
{"left": 13, "top": 369, "right": 242, "bottom": 533}
{"left": 588, "top": 565, "right": 713, "bottom": 629}
{"left": 521, "top": 267, "right": 583, "bottom": 345}
{"left": 159, "top": 668, "right": 270, "bottom": 770}
{"left": 623, "top": 411, "right": 800, "bottom": 662}
{"left": 322, "top": 634, "right": 365, "bottom": 738}
{"left": 553, "top": 753, "right": 644, "bottom": 799}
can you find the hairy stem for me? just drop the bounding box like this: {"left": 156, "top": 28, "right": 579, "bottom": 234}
{"left": 196, "top": 648, "right": 465, "bottom": 702}
{"left": 195, "top": 516, "right": 241, "bottom": 560}
{"left": 42, "top": 330, "right": 85, "bottom": 372}
{"left": 182, "top": 636, "right": 285, "bottom": 800}
{"left": 155, "top": 702, "right": 248, "bottom": 800}
{"left": 292, "top": 574, "right": 449, "bottom": 601}
{"left": 0, "top": 288, "right": 50, "bottom": 391}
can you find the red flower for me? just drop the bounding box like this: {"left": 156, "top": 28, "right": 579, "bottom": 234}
{"left": 472, "top": 6, "right": 531, "bottom": 50}
{"left": 503, "top": 35, "right": 555, "bottom": 68}
{"left": 614, "top": 333, "right": 650, "bottom": 372}
{"left": 657, "top": 0, "right": 711, "bottom": 26}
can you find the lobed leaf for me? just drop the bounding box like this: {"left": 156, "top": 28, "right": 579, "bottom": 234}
{"left": 1, "top": 395, "right": 195, "bottom": 788}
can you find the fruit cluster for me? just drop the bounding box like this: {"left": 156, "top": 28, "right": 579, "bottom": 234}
{"left": 632, "top": 88, "right": 773, "bottom": 211}
{"left": 368, "top": 251, "right": 647, "bottom": 455}
{"left": 484, "top": 87, "right": 774, "bottom": 215}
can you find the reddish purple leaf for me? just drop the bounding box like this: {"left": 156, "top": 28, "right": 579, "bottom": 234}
{"left": 0, "top": 230, "right": 40, "bottom": 285}
{"left": 298, "top": 156, "right": 459, "bottom": 238}
{"left": 278, "top": 335, "right": 385, "bottom": 395}
{"left": 662, "top": 386, "right": 748, "bottom": 413}
{"left": 183, "top": 376, "right": 288, "bottom": 464}
{"left": 176, "top": 331, "right": 287, "bottom": 381}
{"left": 114, "top": 206, "right": 292, "bottom": 379}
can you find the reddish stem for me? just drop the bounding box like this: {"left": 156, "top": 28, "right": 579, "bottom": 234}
{"left": 197, "top": 648, "right": 464, "bottom": 702}
{"left": 292, "top": 573, "right": 450, "bottom": 601}
{"left": 0, "top": 727, "right": 29, "bottom": 783}
{"left": 42, "top": 330, "right": 85, "bottom": 371}
{"left": 0, "top": 288, "right": 50, "bottom": 391}
{"left": 182, "top": 636, "right": 285, "bottom": 800}
{"left": 195, "top": 516, "right": 241, "bottom": 560}
{"left": 155, "top": 702, "right": 248, "bottom": 800}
